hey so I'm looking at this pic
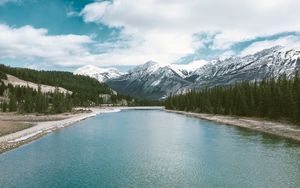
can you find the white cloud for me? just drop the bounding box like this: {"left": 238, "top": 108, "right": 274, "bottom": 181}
{"left": 0, "top": 24, "right": 93, "bottom": 66}
{"left": 1, "top": 0, "right": 300, "bottom": 69}
{"left": 78, "top": 0, "right": 300, "bottom": 66}
{"left": 211, "top": 31, "right": 253, "bottom": 50}
{"left": 80, "top": 1, "right": 111, "bottom": 23}
{"left": 81, "top": 0, "right": 300, "bottom": 38}
{"left": 66, "top": 10, "right": 79, "bottom": 17}
{"left": 0, "top": 24, "right": 181, "bottom": 68}
{"left": 241, "top": 36, "right": 300, "bottom": 56}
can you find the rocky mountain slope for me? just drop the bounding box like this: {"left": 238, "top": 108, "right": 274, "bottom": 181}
{"left": 106, "top": 61, "right": 194, "bottom": 99}
{"left": 75, "top": 46, "right": 300, "bottom": 100}
{"left": 187, "top": 46, "right": 300, "bottom": 90}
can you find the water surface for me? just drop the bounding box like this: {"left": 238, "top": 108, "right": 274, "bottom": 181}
{"left": 0, "top": 109, "right": 300, "bottom": 187}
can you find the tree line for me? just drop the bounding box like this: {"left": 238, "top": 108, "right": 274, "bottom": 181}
{"left": 165, "top": 74, "right": 300, "bottom": 124}
{"left": 0, "top": 64, "right": 113, "bottom": 106}
{"left": 0, "top": 82, "right": 72, "bottom": 114}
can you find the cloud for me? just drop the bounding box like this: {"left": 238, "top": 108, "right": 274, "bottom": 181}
{"left": 1, "top": 0, "right": 300, "bottom": 69}
{"left": 241, "top": 35, "right": 300, "bottom": 56}
{"left": 77, "top": 0, "right": 300, "bottom": 65}
{"left": 80, "top": 1, "right": 111, "bottom": 23}
{"left": 0, "top": 24, "right": 93, "bottom": 66}
{"left": 66, "top": 9, "right": 79, "bottom": 17}
{"left": 80, "top": 0, "right": 300, "bottom": 39}
{"left": 0, "top": 24, "right": 180, "bottom": 68}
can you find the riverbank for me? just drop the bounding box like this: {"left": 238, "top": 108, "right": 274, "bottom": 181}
{"left": 0, "top": 108, "right": 99, "bottom": 153}
{"left": 0, "top": 106, "right": 163, "bottom": 154}
{"left": 165, "top": 109, "right": 300, "bottom": 142}
{"left": 0, "top": 111, "right": 83, "bottom": 137}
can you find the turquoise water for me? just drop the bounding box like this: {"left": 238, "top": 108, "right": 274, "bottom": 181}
{"left": 0, "top": 109, "right": 300, "bottom": 188}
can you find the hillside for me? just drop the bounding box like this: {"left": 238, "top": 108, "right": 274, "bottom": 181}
{"left": 2, "top": 74, "right": 71, "bottom": 94}
{"left": 0, "top": 64, "right": 113, "bottom": 106}
{"left": 0, "top": 64, "right": 161, "bottom": 114}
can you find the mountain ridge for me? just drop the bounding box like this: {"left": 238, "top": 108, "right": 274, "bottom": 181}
{"left": 74, "top": 64, "right": 123, "bottom": 83}
{"left": 74, "top": 46, "right": 300, "bottom": 100}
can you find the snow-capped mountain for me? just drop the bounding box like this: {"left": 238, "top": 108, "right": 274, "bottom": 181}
{"left": 74, "top": 65, "right": 123, "bottom": 82}
{"left": 185, "top": 46, "right": 300, "bottom": 91}
{"left": 106, "top": 61, "right": 194, "bottom": 99}
{"left": 106, "top": 47, "right": 300, "bottom": 100}
{"left": 169, "top": 60, "right": 207, "bottom": 78}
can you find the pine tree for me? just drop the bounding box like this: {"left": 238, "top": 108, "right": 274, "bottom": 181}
{"left": 2, "top": 102, "right": 7, "bottom": 112}
{"left": 24, "top": 88, "right": 33, "bottom": 113}
{"left": 35, "top": 84, "right": 49, "bottom": 113}
{"left": 293, "top": 73, "right": 300, "bottom": 122}
{"left": 9, "top": 93, "right": 17, "bottom": 112}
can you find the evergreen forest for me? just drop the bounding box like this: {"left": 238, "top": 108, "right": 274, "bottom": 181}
{"left": 165, "top": 74, "right": 300, "bottom": 124}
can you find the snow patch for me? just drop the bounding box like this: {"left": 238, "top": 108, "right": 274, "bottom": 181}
{"left": 151, "top": 80, "right": 161, "bottom": 86}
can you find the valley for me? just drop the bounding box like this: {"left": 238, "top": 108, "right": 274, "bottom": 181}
{"left": 1, "top": 46, "right": 300, "bottom": 153}
{"left": 1, "top": 1, "right": 300, "bottom": 187}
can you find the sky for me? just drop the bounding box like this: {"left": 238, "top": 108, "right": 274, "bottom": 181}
{"left": 0, "top": 0, "right": 300, "bottom": 72}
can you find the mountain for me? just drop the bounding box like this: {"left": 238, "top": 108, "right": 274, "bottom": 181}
{"left": 185, "top": 46, "right": 300, "bottom": 91}
{"left": 74, "top": 65, "right": 123, "bottom": 82}
{"left": 105, "top": 46, "right": 300, "bottom": 100}
{"left": 169, "top": 60, "right": 208, "bottom": 78}
{"left": 106, "top": 61, "right": 198, "bottom": 99}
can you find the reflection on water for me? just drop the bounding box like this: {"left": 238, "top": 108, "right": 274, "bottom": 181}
{"left": 231, "top": 123, "right": 300, "bottom": 147}
{"left": 0, "top": 109, "right": 299, "bottom": 188}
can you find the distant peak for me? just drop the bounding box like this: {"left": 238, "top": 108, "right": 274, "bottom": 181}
{"left": 241, "top": 46, "right": 284, "bottom": 58}
{"left": 144, "top": 61, "right": 160, "bottom": 66}
{"left": 75, "top": 64, "right": 102, "bottom": 72}
{"left": 254, "top": 45, "right": 283, "bottom": 54}
{"left": 171, "top": 60, "right": 207, "bottom": 70}
{"left": 129, "top": 61, "right": 163, "bottom": 73}
{"left": 73, "top": 64, "right": 123, "bottom": 82}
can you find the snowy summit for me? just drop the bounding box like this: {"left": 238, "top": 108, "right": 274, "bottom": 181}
{"left": 74, "top": 65, "right": 123, "bottom": 83}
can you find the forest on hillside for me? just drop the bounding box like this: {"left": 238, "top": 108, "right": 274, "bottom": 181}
{"left": 165, "top": 74, "right": 300, "bottom": 124}
{"left": 0, "top": 64, "right": 113, "bottom": 106}
{"left": 0, "top": 79, "right": 72, "bottom": 114}
{"left": 0, "top": 64, "right": 161, "bottom": 114}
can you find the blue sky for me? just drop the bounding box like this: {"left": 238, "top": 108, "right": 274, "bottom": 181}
{"left": 0, "top": 0, "right": 300, "bottom": 72}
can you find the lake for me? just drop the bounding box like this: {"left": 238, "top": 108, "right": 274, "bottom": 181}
{"left": 0, "top": 109, "right": 300, "bottom": 187}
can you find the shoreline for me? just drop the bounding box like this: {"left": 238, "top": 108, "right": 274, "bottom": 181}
{"left": 0, "top": 106, "right": 163, "bottom": 154}
{"left": 2, "top": 107, "right": 299, "bottom": 154}
{"left": 165, "top": 109, "right": 300, "bottom": 142}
